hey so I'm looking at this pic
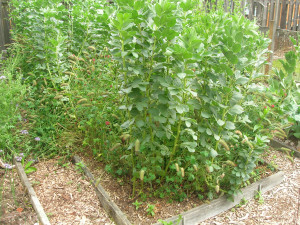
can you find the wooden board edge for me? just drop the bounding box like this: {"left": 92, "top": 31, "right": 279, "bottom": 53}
{"left": 72, "top": 155, "right": 132, "bottom": 225}
{"left": 154, "top": 170, "right": 284, "bottom": 225}
{"left": 13, "top": 158, "right": 51, "bottom": 225}
{"left": 270, "top": 139, "right": 300, "bottom": 158}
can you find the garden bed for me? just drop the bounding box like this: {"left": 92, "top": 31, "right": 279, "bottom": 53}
{"left": 270, "top": 138, "right": 300, "bottom": 158}
{"left": 73, "top": 154, "right": 284, "bottom": 225}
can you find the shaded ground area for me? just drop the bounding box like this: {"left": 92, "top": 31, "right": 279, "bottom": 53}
{"left": 28, "top": 157, "right": 113, "bottom": 225}
{"left": 0, "top": 169, "right": 38, "bottom": 224}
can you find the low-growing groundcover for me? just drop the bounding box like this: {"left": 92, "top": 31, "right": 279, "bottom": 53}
{"left": 3, "top": 0, "right": 298, "bottom": 206}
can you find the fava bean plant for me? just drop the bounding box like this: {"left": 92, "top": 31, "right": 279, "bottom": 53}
{"left": 8, "top": 0, "right": 272, "bottom": 201}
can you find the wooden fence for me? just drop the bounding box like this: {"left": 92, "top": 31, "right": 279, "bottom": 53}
{"left": 252, "top": 0, "right": 300, "bottom": 31}
{"left": 205, "top": 0, "right": 300, "bottom": 31}
{"left": 1, "top": 0, "right": 300, "bottom": 52}
{"left": 0, "top": 0, "right": 10, "bottom": 52}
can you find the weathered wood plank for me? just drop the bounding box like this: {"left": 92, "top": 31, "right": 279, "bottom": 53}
{"left": 72, "top": 156, "right": 132, "bottom": 225}
{"left": 292, "top": 1, "right": 299, "bottom": 30}
{"left": 154, "top": 171, "right": 284, "bottom": 225}
{"left": 269, "top": 0, "right": 281, "bottom": 71}
{"left": 287, "top": 0, "right": 295, "bottom": 29}
{"left": 262, "top": 0, "right": 269, "bottom": 27}
{"left": 0, "top": 0, "right": 6, "bottom": 51}
{"left": 249, "top": 0, "right": 254, "bottom": 20}
{"left": 270, "top": 139, "right": 300, "bottom": 158}
{"left": 13, "top": 158, "right": 51, "bottom": 225}
{"left": 241, "top": 0, "right": 246, "bottom": 15}
{"left": 270, "top": 0, "right": 275, "bottom": 21}
{"left": 2, "top": 1, "right": 10, "bottom": 45}
{"left": 280, "top": 0, "right": 288, "bottom": 28}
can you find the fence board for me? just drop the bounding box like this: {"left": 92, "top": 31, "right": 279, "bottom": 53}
{"left": 287, "top": 0, "right": 294, "bottom": 29}
{"left": 249, "top": 0, "right": 254, "bottom": 20}
{"left": 0, "top": 0, "right": 5, "bottom": 51}
{"left": 2, "top": 1, "right": 10, "bottom": 45}
{"left": 241, "top": 0, "right": 246, "bottom": 15}
{"left": 0, "top": 0, "right": 10, "bottom": 51}
{"left": 262, "top": 0, "right": 269, "bottom": 26}
{"left": 280, "top": 0, "right": 288, "bottom": 28}
{"left": 293, "top": 2, "right": 299, "bottom": 30}
{"left": 270, "top": 0, "right": 275, "bottom": 20}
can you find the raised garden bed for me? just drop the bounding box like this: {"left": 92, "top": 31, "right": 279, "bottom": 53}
{"left": 72, "top": 155, "right": 284, "bottom": 225}
{"left": 270, "top": 138, "right": 300, "bottom": 158}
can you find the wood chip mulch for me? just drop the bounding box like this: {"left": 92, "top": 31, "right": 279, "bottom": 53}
{"left": 28, "top": 158, "right": 113, "bottom": 225}
{"left": 199, "top": 149, "right": 300, "bottom": 225}
{"left": 0, "top": 169, "right": 39, "bottom": 224}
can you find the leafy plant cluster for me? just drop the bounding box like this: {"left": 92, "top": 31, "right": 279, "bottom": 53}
{"left": 255, "top": 37, "right": 300, "bottom": 140}
{"left": 0, "top": 48, "right": 27, "bottom": 161}
{"left": 7, "top": 0, "right": 276, "bottom": 201}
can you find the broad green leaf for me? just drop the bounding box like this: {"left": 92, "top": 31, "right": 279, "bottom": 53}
{"left": 217, "top": 119, "right": 225, "bottom": 126}
{"left": 206, "top": 128, "right": 212, "bottom": 135}
{"left": 177, "top": 73, "right": 186, "bottom": 79}
{"left": 201, "top": 111, "right": 211, "bottom": 118}
{"left": 225, "top": 121, "right": 235, "bottom": 130}
{"left": 176, "top": 105, "right": 189, "bottom": 114}
{"left": 222, "top": 49, "right": 238, "bottom": 64}
{"left": 210, "top": 149, "right": 218, "bottom": 158}
{"left": 180, "top": 142, "right": 197, "bottom": 153}
{"left": 232, "top": 43, "right": 241, "bottom": 53}
{"left": 121, "top": 119, "right": 135, "bottom": 129}
{"left": 229, "top": 105, "right": 244, "bottom": 115}
{"left": 236, "top": 77, "right": 249, "bottom": 85}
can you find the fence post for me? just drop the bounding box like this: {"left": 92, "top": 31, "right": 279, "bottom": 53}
{"left": 265, "top": 20, "right": 275, "bottom": 74}
{"left": 0, "top": 0, "right": 6, "bottom": 51}
{"left": 265, "top": 0, "right": 281, "bottom": 74}
{"left": 241, "top": 0, "right": 245, "bottom": 15}
{"left": 280, "top": 0, "right": 288, "bottom": 29}
{"left": 248, "top": 0, "right": 254, "bottom": 20}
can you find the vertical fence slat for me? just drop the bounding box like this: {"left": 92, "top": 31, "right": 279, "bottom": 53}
{"left": 280, "top": 0, "right": 288, "bottom": 28}
{"left": 224, "top": 0, "right": 229, "bottom": 12}
{"left": 249, "top": 0, "right": 254, "bottom": 20}
{"left": 270, "top": 0, "right": 275, "bottom": 21}
{"left": 241, "top": 0, "right": 246, "bottom": 15}
{"left": 293, "top": 1, "right": 299, "bottom": 30}
{"left": 0, "top": 0, "right": 6, "bottom": 51}
{"left": 287, "top": 0, "right": 294, "bottom": 29}
{"left": 262, "top": 0, "right": 268, "bottom": 27}
{"left": 231, "top": 0, "right": 234, "bottom": 13}
{"left": 3, "top": 1, "right": 10, "bottom": 45}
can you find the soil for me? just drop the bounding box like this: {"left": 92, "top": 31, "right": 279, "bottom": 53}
{"left": 0, "top": 169, "right": 39, "bottom": 224}
{"left": 79, "top": 152, "right": 201, "bottom": 225}
{"left": 273, "top": 46, "right": 294, "bottom": 60}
